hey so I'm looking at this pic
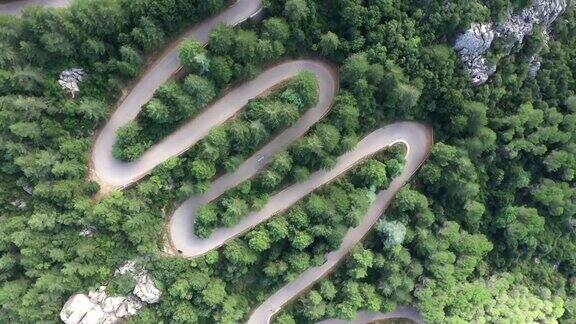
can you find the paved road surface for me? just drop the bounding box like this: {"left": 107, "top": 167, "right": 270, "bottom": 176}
{"left": 318, "top": 307, "right": 424, "bottom": 324}
{"left": 92, "top": 60, "right": 336, "bottom": 189}
{"left": 246, "top": 123, "right": 432, "bottom": 324}
{"left": 2, "top": 1, "right": 433, "bottom": 323}
{"left": 91, "top": 0, "right": 262, "bottom": 190}
{"left": 0, "top": 0, "right": 67, "bottom": 15}
{"left": 168, "top": 60, "right": 338, "bottom": 255}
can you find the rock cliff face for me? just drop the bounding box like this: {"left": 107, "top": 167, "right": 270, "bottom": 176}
{"left": 60, "top": 261, "right": 161, "bottom": 324}
{"left": 496, "top": 0, "right": 567, "bottom": 46}
{"left": 454, "top": 0, "right": 567, "bottom": 85}
{"left": 454, "top": 23, "right": 497, "bottom": 85}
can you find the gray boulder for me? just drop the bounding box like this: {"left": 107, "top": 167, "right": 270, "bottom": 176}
{"left": 58, "top": 68, "right": 86, "bottom": 98}
{"left": 454, "top": 0, "right": 567, "bottom": 85}
{"left": 60, "top": 261, "right": 161, "bottom": 324}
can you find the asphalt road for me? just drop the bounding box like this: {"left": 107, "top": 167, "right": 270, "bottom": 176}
{"left": 246, "top": 123, "right": 432, "bottom": 324}
{"left": 90, "top": 0, "right": 263, "bottom": 191}
{"left": 2, "top": 1, "right": 433, "bottom": 323}
{"left": 0, "top": 0, "right": 67, "bottom": 15}
{"left": 168, "top": 60, "right": 339, "bottom": 255}
{"left": 317, "top": 307, "right": 424, "bottom": 324}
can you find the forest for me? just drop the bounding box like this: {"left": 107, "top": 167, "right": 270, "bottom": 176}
{"left": 0, "top": 0, "right": 574, "bottom": 323}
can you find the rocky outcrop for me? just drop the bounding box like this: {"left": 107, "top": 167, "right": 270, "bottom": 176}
{"left": 133, "top": 272, "right": 162, "bottom": 304}
{"left": 21, "top": 183, "right": 33, "bottom": 195}
{"left": 496, "top": 0, "right": 567, "bottom": 47}
{"left": 60, "top": 294, "right": 101, "bottom": 324}
{"left": 58, "top": 68, "right": 86, "bottom": 98}
{"left": 60, "top": 287, "right": 142, "bottom": 324}
{"left": 528, "top": 55, "right": 542, "bottom": 76}
{"left": 79, "top": 225, "right": 96, "bottom": 237}
{"left": 115, "top": 260, "right": 162, "bottom": 304}
{"left": 60, "top": 261, "right": 161, "bottom": 324}
{"left": 454, "top": 23, "right": 497, "bottom": 85}
{"left": 10, "top": 199, "right": 27, "bottom": 209}
{"left": 454, "top": 0, "right": 568, "bottom": 85}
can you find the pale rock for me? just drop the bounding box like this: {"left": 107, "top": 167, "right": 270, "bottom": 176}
{"left": 528, "top": 55, "right": 542, "bottom": 76}
{"left": 59, "top": 68, "right": 86, "bottom": 98}
{"left": 80, "top": 225, "right": 96, "bottom": 237}
{"left": 88, "top": 286, "right": 108, "bottom": 304}
{"left": 495, "top": 0, "right": 567, "bottom": 52}
{"left": 133, "top": 272, "right": 162, "bottom": 304}
{"left": 10, "top": 199, "right": 27, "bottom": 209}
{"left": 454, "top": 0, "right": 567, "bottom": 85}
{"left": 569, "top": 218, "right": 576, "bottom": 230}
{"left": 60, "top": 294, "right": 100, "bottom": 324}
{"left": 101, "top": 296, "right": 126, "bottom": 314}
{"left": 61, "top": 260, "right": 162, "bottom": 324}
{"left": 454, "top": 23, "right": 495, "bottom": 55}
{"left": 22, "top": 183, "right": 33, "bottom": 195}
{"left": 454, "top": 23, "right": 497, "bottom": 85}
{"left": 114, "top": 296, "right": 143, "bottom": 318}
{"left": 79, "top": 305, "right": 111, "bottom": 324}
{"left": 114, "top": 260, "right": 136, "bottom": 276}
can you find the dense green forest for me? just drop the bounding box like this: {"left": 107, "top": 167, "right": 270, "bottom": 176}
{"left": 0, "top": 0, "right": 574, "bottom": 323}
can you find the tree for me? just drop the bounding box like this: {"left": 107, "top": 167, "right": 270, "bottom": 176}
{"left": 262, "top": 18, "right": 290, "bottom": 42}
{"left": 116, "top": 45, "right": 143, "bottom": 77}
{"left": 183, "top": 74, "right": 216, "bottom": 109}
{"left": 286, "top": 205, "right": 310, "bottom": 229}
{"left": 107, "top": 273, "right": 135, "bottom": 296}
{"left": 232, "top": 30, "right": 259, "bottom": 64}
{"left": 143, "top": 99, "right": 170, "bottom": 123}
{"left": 9, "top": 122, "right": 41, "bottom": 141}
{"left": 223, "top": 240, "right": 258, "bottom": 266}
{"left": 221, "top": 197, "right": 249, "bottom": 227}
{"left": 319, "top": 32, "right": 340, "bottom": 56}
{"left": 247, "top": 229, "right": 271, "bottom": 251}
{"left": 376, "top": 220, "right": 406, "bottom": 248}
{"left": 532, "top": 179, "right": 574, "bottom": 219}
{"left": 213, "top": 294, "right": 249, "bottom": 323}
{"left": 210, "top": 56, "right": 233, "bottom": 87}
{"left": 566, "top": 95, "right": 576, "bottom": 112}
{"left": 259, "top": 101, "right": 299, "bottom": 131}
{"left": 353, "top": 159, "right": 388, "bottom": 190}
{"left": 291, "top": 231, "right": 313, "bottom": 250}
{"left": 195, "top": 204, "right": 218, "bottom": 238}
{"left": 202, "top": 279, "right": 227, "bottom": 307}
{"left": 179, "top": 40, "right": 206, "bottom": 72}
{"left": 267, "top": 217, "right": 289, "bottom": 242}
{"left": 341, "top": 54, "right": 370, "bottom": 86}
{"left": 387, "top": 82, "right": 422, "bottom": 117}
{"left": 257, "top": 170, "right": 283, "bottom": 190}
{"left": 347, "top": 245, "right": 374, "bottom": 279}
{"left": 284, "top": 0, "right": 310, "bottom": 23}
{"left": 131, "top": 17, "right": 165, "bottom": 51}
{"left": 300, "top": 290, "right": 326, "bottom": 320}
{"left": 314, "top": 123, "right": 340, "bottom": 153}
{"left": 210, "top": 23, "right": 235, "bottom": 55}
{"left": 293, "top": 166, "right": 310, "bottom": 182}
{"left": 270, "top": 151, "right": 293, "bottom": 175}
{"left": 276, "top": 314, "right": 296, "bottom": 324}
{"left": 74, "top": 98, "right": 107, "bottom": 123}
{"left": 172, "top": 303, "right": 198, "bottom": 323}
{"left": 332, "top": 92, "right": 360, "bottom": 132}
{"left": 191, "top": 160, "right": 216, "bottom": 181}
{"left": 114, "top": 121, "right": 152, "bottom": 161}
{"left": 11, "top": 67, "right": 44, "bottom": 95}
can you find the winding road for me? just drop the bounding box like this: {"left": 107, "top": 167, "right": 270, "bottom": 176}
{"left": 0, "top": 0, "right": 66, "bottom": 15}
{"left": 2, "top": 1, "right": 431, "bottom": 323}
{"left": 318, "top": 307, "right": 424, "bottom": 324}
